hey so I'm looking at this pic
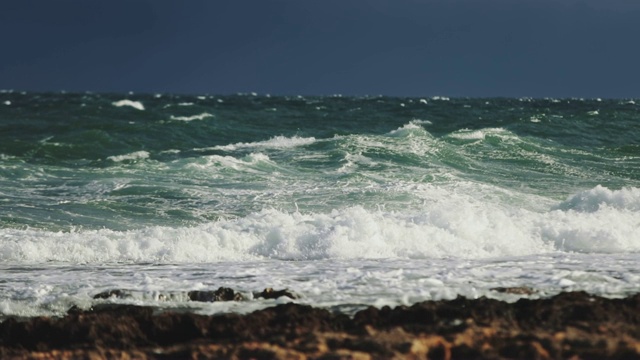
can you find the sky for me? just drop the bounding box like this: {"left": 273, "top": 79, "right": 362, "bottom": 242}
{"left": 1, "top": 0, "right": 639, "bottom": 98}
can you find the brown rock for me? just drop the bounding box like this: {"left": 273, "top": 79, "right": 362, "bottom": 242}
{"left": 491, "top": 286, "right": 538, "bottom": 295}
{"left": 2, "top": 292, "right": 640, "bottom": 359}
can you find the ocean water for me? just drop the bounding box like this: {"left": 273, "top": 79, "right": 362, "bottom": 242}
{"left": 0, "top": 91, "right": 639, "bottom": 318}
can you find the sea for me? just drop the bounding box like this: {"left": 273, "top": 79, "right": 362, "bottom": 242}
{"left": 0, "top": 91, "right": 639, "bottom": 319}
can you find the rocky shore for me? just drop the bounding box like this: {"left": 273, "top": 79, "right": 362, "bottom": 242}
{"left": 1, "top": 290, "right": 640, "bottom": 359}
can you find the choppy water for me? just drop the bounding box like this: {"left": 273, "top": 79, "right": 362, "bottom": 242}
{"left": 1, "top": 91, "right": 639, "bottom": 318}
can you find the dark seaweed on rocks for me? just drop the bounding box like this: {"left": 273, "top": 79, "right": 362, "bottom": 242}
{"left": 92, "top": 287, "right": 299, "bottom": 303}
{"left": 253, "top": 287, "right": 300, "bottom": 300}
{"left": 2, "top": 291, "right": 640, "bottom": 359}
{"left": 188, "top": 287, "right": 245, "bottom": 302}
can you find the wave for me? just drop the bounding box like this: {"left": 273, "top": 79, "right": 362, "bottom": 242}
{"left": 210, "top": 136, "right": 317, "bottom": 151}
{"left": 107, "top": 151, "right": 150, "bottom": 162}
{"left": 386, "top": 123, "right": 427, "bottom": 137}
{"left": 112, "top": 99, "right": 145, "bottom": 111}
{"left": 555, "top": 185, "right": 640, "bottom": 212}
{"left": 1, "top": 186, "right": 637, "bottom": 264}
{"left": 185, "top": 152, "right": 274, "bottom": 172}
{"left": 447, "top": 129, "right": 487, "bottom": 141}
{"left": 170, "top": 112, "right": 214, "bottom": 122}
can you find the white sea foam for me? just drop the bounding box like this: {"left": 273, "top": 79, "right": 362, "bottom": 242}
{"left": 211, "top": 136, "right": 316, "bottom": 151}
{"left": 386, "top": 123, "right": 424, "bottom": 137}
{"left": 185, "top": 153, "right": 273, "bottom": 172}
{"left": 410, "top": 119, "right": 432, "bottom": 125}
{"left": 3, "top": 100, "right": 10, "bottom": 106}
{"left": 448, "top": 129, "right": 486, "bottom": 140}
{"left": 112, "top": 99, "right": 145, "bottom": 110}
{"left": 555, "top": 185, "right": 640, "bottom": 212}
{"left": 1, "top": 186, "right": 637, "bottom": 264}
{"left": 541, "top": 206, "right": 640, "bottom": 253}
{"left": 160, "top": 149, "right": 181, "bottom": 155}
{"left": 107, "top": 151, "right": 150, "bottom": 162}
{"left": 170, "top": 112, "right": 214, "bottom": 122}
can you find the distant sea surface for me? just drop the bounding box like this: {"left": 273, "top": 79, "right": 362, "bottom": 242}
{"left": 1, "top": 91, "right": 639, "bottom": 318}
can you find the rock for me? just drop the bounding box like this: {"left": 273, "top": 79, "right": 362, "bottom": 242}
{"left": 92, "top": 289, "right": 131, "bottom": 299}
{"left": 254, "top": 288, "right": 300, "bottom": 300}
{"left": 491, "top": 286, "right": 538, "bottom": 295}
{"left": 188, "top": 287, "right": 244, "bottom": 302}
{"left": 5, "top": 292, "right": 640, "bottom": 359}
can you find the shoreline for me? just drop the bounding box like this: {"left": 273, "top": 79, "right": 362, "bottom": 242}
{"left": 1, "top": 291, "right": 639, "bottom": 359}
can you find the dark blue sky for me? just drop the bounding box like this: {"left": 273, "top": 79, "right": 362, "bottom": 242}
{"left": 1, "top": 0, "right": 639, "bottom": 98}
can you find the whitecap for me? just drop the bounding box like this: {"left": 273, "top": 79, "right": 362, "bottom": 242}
{"left": 541, "top": 206, "right": 640, "bottom": 253}
{"left": 170, "top": 113, "right": 214, "bottom": 122}
{"left": 112, "top": 99, "right": 145, "bottom": 111}
{"left": 185, "top": 153, "right": 274, "bottom": 172}
{"left": 386, "top": 123, "right": 424, "bottom": 137}
{"left": 449, "top": 129, "right": 486, "bottom": 140}
{"left": 107, "top": 151, "right": 150, "bottom": 162}
{"left": 0, "top": 205, "right": 551, "bottom": 263}
{"left": 2, "top": 185, "right": 640, "bottom": 264}
{"left": 211, "top": 136, "right": 316, "bottom": 151}
{"left": 554, "top": 185, "right": 640, "bottom": 213}
{"left": 410, "top": 119, "right": 432, "bottom": 125}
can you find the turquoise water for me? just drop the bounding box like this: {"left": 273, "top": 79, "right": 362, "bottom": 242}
{"left": 0, "top": 91, "right": 639, "bottom": 317}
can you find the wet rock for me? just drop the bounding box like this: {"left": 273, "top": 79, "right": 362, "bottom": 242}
{"left": 491, "top": 286, "right": 538, "bottom": 295}
{"left": 3, "top": 292, "right": 640, "bottom": 359}
{"left": 92, "top": 289, "right": 131, "bottom": 299}
{"left": 254, "top": 287, "right": 300, "bottom": 300}
{"left": 188, "top": 287, "right": 244, "bottom": 302}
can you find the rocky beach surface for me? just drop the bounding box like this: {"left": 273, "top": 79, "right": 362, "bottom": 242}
{"left": 1, "top": 290, "right": 640, "bottom": 359}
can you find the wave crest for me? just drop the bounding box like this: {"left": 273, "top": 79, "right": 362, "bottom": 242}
{"left": 555, "top": 185, "right": 640, "bottom": 212}
{"left": 211, "top": 136, "right": 316, "bottom": 151}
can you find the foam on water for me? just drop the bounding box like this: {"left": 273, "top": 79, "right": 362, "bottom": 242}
{"left": 107, "top": 151, "right": 150, "bottom": 162}
{"left": 112, "top": 99, "right": 145, "bottom": 110}
{"left": 0, "top": 186, "right": 637, "bottom": 264}
{"left": 185, "top": 152, "right": 273, "bottom": 171}
{"left": 210, "top": 136, "right": 317, "bottom": 151}
{"left": 170, "top": 112, "right": 213, "bottom": 121}
{"left": 386, "top": 123, "right": 425, "bottom": 137}
{"left": 448, "top": 129, "right": 486, "bottom": 140}
{"left": 555, "top": 185, "right": 640, "bottom": 212}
